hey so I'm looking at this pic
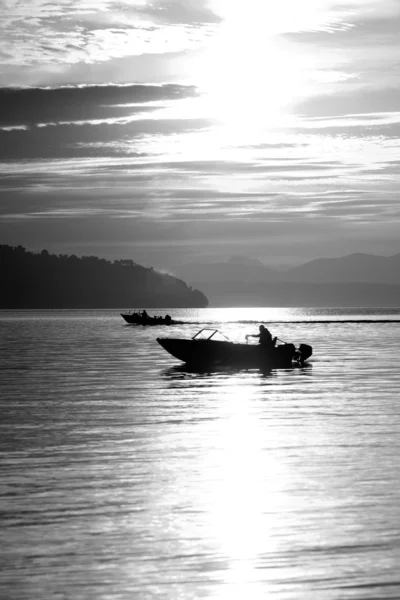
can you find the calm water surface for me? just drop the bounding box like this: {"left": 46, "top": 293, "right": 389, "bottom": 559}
{"left": 1, "top": 308, "right": 400, "bottom": 599}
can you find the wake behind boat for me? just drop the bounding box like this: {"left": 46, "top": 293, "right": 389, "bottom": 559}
{"left": 157, "top": 328, "right": 312, "bottom": 369}
{"left": 121, "top": 310, "right": 184, "bottom": 325}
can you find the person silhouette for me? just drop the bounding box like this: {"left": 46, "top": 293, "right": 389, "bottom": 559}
{"left": 246, "top": 324, "right": 276, "bottom": 348}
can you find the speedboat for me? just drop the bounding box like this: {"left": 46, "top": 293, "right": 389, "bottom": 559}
{"left": 121, "top": 311, "right": 183, "bottom": 325}
{"left": 157, "top": 328, "right": 312, "bottom": 369}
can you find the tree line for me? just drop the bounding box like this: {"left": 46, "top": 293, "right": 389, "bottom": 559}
{"left": 0, "top": 245, "right": 208, "bottom": 309}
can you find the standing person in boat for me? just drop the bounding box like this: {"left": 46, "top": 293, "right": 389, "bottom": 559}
{"left": 246, "top": 324, "right": 277, "bottom": 348}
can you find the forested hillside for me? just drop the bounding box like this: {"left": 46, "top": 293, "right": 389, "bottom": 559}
{"left": 0, "top": 245, "right": 208, "bottom": 308}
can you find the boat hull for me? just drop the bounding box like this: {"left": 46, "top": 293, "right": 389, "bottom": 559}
{"left": 121, "top": 313, "right": 182, "bottom": 325}
{"left": 157, "top": 338, "right": 310, "bottom": 369}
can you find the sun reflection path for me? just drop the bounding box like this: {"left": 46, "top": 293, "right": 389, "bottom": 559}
{"left": 203, "top": 378, "right": 289, "bottom": 598}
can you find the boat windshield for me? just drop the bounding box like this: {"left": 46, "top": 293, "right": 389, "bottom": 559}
{"left": 192, "top": 329, "right": 230, "bottom": 342}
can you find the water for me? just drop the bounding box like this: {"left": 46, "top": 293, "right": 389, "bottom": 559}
{"left": 1, "top": 308, "right": 400, "bottom": 599}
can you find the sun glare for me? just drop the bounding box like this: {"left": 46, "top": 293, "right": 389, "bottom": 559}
{"left": 193, "top": 0, "right": 315, "bottom": 133}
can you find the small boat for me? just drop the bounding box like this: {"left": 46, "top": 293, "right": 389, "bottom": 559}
{"left": 157, "top": 328, "right": 312, "bottom": 369}
{"left": 121, "top": 311, "right": 183, "bottom": 325}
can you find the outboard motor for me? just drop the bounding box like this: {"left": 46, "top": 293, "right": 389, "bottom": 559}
{"left": 276, "top": 343, "right": 296, "bottom": 366}
{"left": 298, "top": 343, "right": 312, "bottom": 363}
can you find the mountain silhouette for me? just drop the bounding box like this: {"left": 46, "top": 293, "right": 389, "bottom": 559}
{"left": 171, "top": 253, "right": 400, "bottom": 306}
{"left": 285, "top": 252, "right": 400, "bottom": 284}
{"left": 171, "top": 260, "right": 279, "bottom": 284}
{"left": 0, "top": 245, "right": 208, "bottom": 309}
{"left": 227, "top": 255, "right": 266, "bottom": 266}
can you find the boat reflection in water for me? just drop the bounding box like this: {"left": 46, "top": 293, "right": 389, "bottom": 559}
{"left": 157, "top": 328, "right": 312, "bottom": 371}
{"left": 163, "top": 362, "right": 313, "bottom": 381}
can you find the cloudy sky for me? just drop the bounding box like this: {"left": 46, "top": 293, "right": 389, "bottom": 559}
{"left": 1, "top": 0, "right": 400, "bottom": 268}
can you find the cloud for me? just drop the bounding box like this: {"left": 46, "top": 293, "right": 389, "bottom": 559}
{"left": 0, "top": 118, "right": 214, "bottom": 160}
{"left": 0, "top": 84, "right": 197, "bottom": 127}
{"left": 286, "top": 4, "right": 400, "bottom": 111}
{"left": 297, "top": 88, "right": 400, "bottom": 118}
{"left": 0, "top": 0, "right": 218, "bottom": 71}
{"left": 1, "top": 1, "right": 400, "bottom": 267}
{"left": 0, "top": 83, "right": 214, "bottom": 160}
{"left": 115, "top": 0, "right": 221, "bottom": 26}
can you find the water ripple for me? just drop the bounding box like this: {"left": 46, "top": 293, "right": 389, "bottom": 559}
{"left": 1, "top": 309, "right": 400, "bottom": 599}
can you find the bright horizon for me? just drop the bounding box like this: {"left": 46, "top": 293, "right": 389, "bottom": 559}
{"left": 1, "top": 0, "right": 400, "bottom": 269}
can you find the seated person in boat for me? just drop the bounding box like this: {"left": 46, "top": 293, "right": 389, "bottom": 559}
{"left": 246, "top": 324, "right": 277, "bottom": 348}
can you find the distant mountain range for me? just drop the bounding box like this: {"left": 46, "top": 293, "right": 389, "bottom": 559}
{"left": 3, "top": 245, "right": 399, "bottom": 308}
{"left": 282, "top": 252, "right": 400, "bottom": 284}
{"left": 171, "top": 253, "right": 400, "bottom": 306}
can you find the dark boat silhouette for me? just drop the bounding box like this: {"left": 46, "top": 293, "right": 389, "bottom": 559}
{"left": 121, "top": 311, "right": 183, "bottom": 325}
{"left": 157, "top": 328, "right": 312, "bottom": 368}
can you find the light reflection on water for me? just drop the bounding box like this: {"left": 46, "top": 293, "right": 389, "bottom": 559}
{"left": 1, "top": 309, "right": 400, "bottom": 599}
{"left": 177, "top": 306, "right": 400, "bottom": 323}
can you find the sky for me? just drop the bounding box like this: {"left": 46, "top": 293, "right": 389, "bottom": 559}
{"left": 1, "top": 0, "right": 400, "bottom": 269}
